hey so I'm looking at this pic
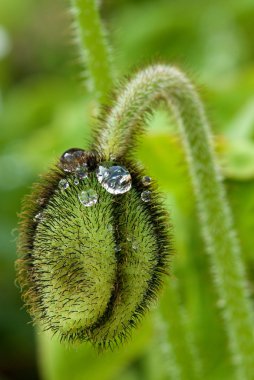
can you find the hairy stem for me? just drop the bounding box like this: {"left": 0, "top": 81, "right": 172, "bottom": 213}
{"left": 95, "top": 64, "right": 254, "bottom": 379}
{"left": 151, "top": 312, "right": 182, "bottom": 380}
{"left": 159, "top": 279, "right": 203, "bottom": 380}
{"left": 71, "top": 0, "right": 113, "bottom": 102}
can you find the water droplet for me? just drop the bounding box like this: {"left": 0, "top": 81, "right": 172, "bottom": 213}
{"left": 75, "top": 165, "right": 88, "bottom": 180}
{"left": 141, "top": 190, "right": 151, "bottom": 202}
{"left": 96, "top": 166, "right": 109, "bottom": 183}
{"left": 59, "top": 148, "right": 87, "bottom": 173}
{"left": 96, "top": 165, "right": 132, "bottom": 195}
{"left": 107, "top": 224, "right": 113, "bottom": 232}
{"left": 78, "top": 189, "right": 98, "bottom": 207}
{"left": 142, "top": 176, "right": 151, "bottom": 186}
{"left": 109, "top": 153, "right": 116, "bottom": 161}
{"left": 115, "top": 246, "right": 121, "bottom": 252}
{"left": 36, "top": 197, "right": 46, "bottom": 206}
{"left": 73, "top": 177, "right": 79, "bottom": 185}
{"left": 33, "top": 212, "right": 43, "bottom": 222}
{"left": 59, "top": 178, "right": 69, "bottom": 190}
{"left": 132, "top": 243, "right": 138, "bottom": 250}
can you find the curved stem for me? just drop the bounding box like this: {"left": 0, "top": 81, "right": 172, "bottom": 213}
{"left": 95, "top": 64, "right": 254, "bottom": 379}
{"left": 71, "top": 0, "right": 113, "bottom": 102}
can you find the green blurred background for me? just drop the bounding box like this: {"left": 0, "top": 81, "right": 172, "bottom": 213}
{"left": 1, "top": 0, "right": 254, "bottom": 379}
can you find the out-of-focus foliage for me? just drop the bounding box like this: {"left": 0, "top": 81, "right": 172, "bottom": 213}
{"left": 1, "top": 0, "right": 254, "bottom": 379}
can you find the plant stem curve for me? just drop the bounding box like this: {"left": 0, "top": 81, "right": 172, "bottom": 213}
{"left": 94, "top": 64, "right": 254, "bottom": 380}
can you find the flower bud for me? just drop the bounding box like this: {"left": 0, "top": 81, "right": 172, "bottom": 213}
{"left": 17, "top": 149, "right": 171, "bottom": 349}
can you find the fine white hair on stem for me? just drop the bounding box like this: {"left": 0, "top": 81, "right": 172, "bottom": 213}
{"left": 95, "top": 64, "right": 254, "bottom": 380}
{"left": 71, "top": 0, "right": 113, "bottom": 102}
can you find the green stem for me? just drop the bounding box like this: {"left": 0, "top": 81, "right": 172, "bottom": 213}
{"left": 159, "top": 279, "right": 203, "bottom": 380}
{"left": 95, "top": 64, "right": 254, "bottom": 379}
{"left": 71, "top": 0, "right": 113, "bottom": 102}
{"left": 151, "top": 312, "right": 182, "bottom": 380}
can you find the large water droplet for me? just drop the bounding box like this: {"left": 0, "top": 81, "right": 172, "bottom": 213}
{"left": 78, "top": 189, "right": 98, "bottom": 207}
{"left": 142, "top": 176, "right": 152, "bottom": 186}
{"left": 141, "top": 190, "right": 151, "bottom": 202}
{"left": 96, "top": 165, "right": 132, "bottom": 195}
{"left": 59, "top": 148, "right": 87, "bottom": 173}
{"left": 96, "top": 166, "right": 109, "bottom": 183}
{"left": 59, "top": 178, "right": 69, "bottom": 190}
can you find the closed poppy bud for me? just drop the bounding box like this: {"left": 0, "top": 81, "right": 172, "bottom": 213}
{"left": 16, "top": 148, "right": 171, "bottom": 349}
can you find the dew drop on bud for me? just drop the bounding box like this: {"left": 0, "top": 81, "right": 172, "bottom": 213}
{"left": 109, "top": 153, "right": 116, "bottom": 161}
{"left": 78, "top": 189, "right": 98, "bottom": 207}
{"left": 33, "top": 212, "right": 43, "bottom": 222}
{"left": 142, "top": 176, "right": 152, "bottom": 186}
{"left": 75, "top": 165, "right": 88, "bottom": 180}
{"left": 96, "top": 166, "right": 109, "bottom": 183}
{"left": 36, "top": 197, "right": 46, "bottom": 206}
{"left": 141, "top": 190, "right": 151, "bottom": 202}
{"left": 96, "top": 165, "right": 132, "bottom": 195}
{"left": 132, "top": 240, "right": 138, "bottom": 250}
{"left": 107, "top": 224, "right": 113, "bottom": 232}
{"left": 58, "top": 178, "right": 69, "bottom": 190}
{"left": 59, "top": 148, "right": 87, "bottom": 173}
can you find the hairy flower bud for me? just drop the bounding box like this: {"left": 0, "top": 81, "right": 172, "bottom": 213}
{"left": 17, "top": 149, "right": 171, "bottom": 349}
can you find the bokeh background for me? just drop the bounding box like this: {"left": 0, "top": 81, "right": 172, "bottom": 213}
{"left": 1, "top": 0, "right": 254, "bottom": 379}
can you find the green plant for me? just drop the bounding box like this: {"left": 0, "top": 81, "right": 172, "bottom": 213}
{"left": 17, "top": 150, "right": 170, "bottom": 349}
{"left": 16, "top": 0, "right": 254, "bottom": 379}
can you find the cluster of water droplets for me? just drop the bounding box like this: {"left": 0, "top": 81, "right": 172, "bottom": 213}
{"left": 56, "top": 148, "right": 153, "bottom": 208}
{"left": 58, "top": 148, "right": 93, "bottom": 206}
{"left": 141, "top": 176, "right": 152, "bottom": 203}
{"left": 127, "top": 235, "right": 139, "bottom": 251}
{"left": 33, "top": 149, "right": 155, "bottom": 231}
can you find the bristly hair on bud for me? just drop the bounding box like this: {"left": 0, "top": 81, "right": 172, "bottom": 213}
{"left": 16, "top": 148, "right": 172, "bottom": 350}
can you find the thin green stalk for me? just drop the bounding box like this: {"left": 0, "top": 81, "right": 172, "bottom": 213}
{"left": 95, "top": 64, "right": 254, "bottom": 379}
{"left": 71, "top": 0, "right": 113, "bottom": 102}
{"left": 151, "top": 312, "right": 182, "bottom": 380}
{"left": 159, "top": 278, "right": 203, "bottom": 380}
